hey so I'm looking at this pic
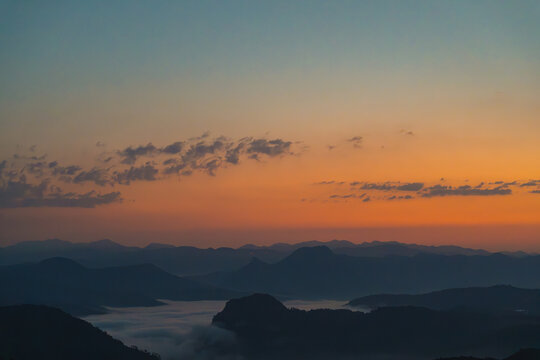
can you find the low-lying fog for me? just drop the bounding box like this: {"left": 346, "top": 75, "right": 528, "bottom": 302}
{"left": 84, "top": 299, "right": 358, "bottom": 360}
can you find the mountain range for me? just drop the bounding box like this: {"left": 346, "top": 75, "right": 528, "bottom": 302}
{"left": 199, "top": 246, "right": 540, "bottom": 299}
{"left": 0, "top": 238, "right": 530, "bottom": 276}
{"left": 0, "top": 257, "right": 239, "bottom": 315}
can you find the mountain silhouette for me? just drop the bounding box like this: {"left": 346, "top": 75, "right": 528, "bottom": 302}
{"left": 0, "top": 257, "right": 239, "bottom": 315}
{"left": 349, "top": 285, "right": 540, "bottom": 314}
{"left": 212, "top": 293, "right": 540, "bottom": 359}
{"left": 438, "top": 348, "right": 540, "bottom": 360}
{"left": 200, "top": 246, "right": 540, "bottom": 299}
{"left": 1, "top": 239, "right": 528, "bottom": 276}
{"left": 0, "top": 239, "right": 285, "bottom": 275}
{"left": 0, "top": 304, "right": 159, "bottom": 360}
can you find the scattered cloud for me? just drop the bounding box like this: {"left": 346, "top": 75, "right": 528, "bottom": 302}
{"left": 0, "top": 177, "right": 121, "bottom": 208}
{"left": 347, "top": 136, "right": 363, "bottom": 149}
{"left": 114, "top": 164, "right": 159, "bottom": 185}
{"left": 396, "top": 183, "right": 424, "bottom": 191}
{"left": 52, "top": 164, "right": 82, "bottom": 176}
{"left": 361, "top": 183, "right": 394, "bottom": 191}
{"left": 388, "top": 195, "right": 413, "bottom": 200}
{"left": 329, "top": 194, "right": 356, "bottom": 199}
{"left": 73, "top": 168, "right": 112, "bottom": 186}
{"left": 421, "top": 185, "right": 511, "bottom": 197}
{"left": 118, "top": 143, "right": 158, "bottom": 165}
{"left": 314, "top": 181, "right": 336, "bottom": 185}
{"left": 247, "top": 138, "right": 292, "bottom": 157}
{"left": 400, "top": 129, "right": 415, "bottom": 136}
{"left": 0, "top": 133, "right": 299, "bottom": 208}
{"left": 315, "top": 179, "right": 529, "bottom": 203}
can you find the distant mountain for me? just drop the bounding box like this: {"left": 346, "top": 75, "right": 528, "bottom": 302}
{"left": 349, "top": 285, "right": 540, "bottom": 314}
{"left": 212, "top": 293, "right": 540, "bottom": 359}
{"left": 0, "top": 239, "right": 531, "bottom": 276}
{"left": 144, "top": 242, "right": 176, "bottom": 250}
{"left": 0, "top": 239, "right": 286, "bottom": 275}
{"left": 199, "top": 246, "right": 540, "bottom": 299}
{"left": 0, "top": 257, "right": 239, "bottom": 315}
{"left": 0, "top": 304, "right": 158, "bottom": 360}
{"left": 239, "top": 239, "right": 498, "bottom": 257}
{"left": 240, "top": 239, "right": 357, "bottom": 251}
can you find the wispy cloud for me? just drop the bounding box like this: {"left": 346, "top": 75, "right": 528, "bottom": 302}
{"left": 347, "top": 136, "right": 363, "bottom": 149}
{"left": 421, "top": 184, "right": 511, "bottom": 197}
{"left": 0, "top": 177, "right": 121, "bottom": 208}
{"left": 311, "top": 178, "right": 532, "bottom": 203}
{"left": 0, "top": 134, "right": 299, "bottom": 208}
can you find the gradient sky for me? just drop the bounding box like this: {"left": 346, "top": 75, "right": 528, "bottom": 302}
{"left": 1, "top": 1, "right": 539, "bottom": 250}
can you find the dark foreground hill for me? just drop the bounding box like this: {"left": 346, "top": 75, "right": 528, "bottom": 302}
{"left": 0, "top": 305, "right": 158, "bottom": 360}
{"left": 438, "top": 348, "right": 540, "bottom": 359}
{"left": 0, "top": 257, "right": 239, "bottom": 315}
{"left": 349, "top": 285, "right": 540, "bottom": 314}
{"left": 212, "top": 294, "right": 540, "bottom": 360}
{"left": 200, "top": 246, "right": 540, "bottom": 299}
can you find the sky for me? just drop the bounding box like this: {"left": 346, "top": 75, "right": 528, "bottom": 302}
{"left": 1, "top": 1, "right": 539, "bottom": 250}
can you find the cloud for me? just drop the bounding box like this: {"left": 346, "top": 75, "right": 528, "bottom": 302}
{"left": 72, "top": 168, "right": 111, "bottom": 186}
{"left": 175, "top": 325, "right": 243, "bottom": 360}
{"left": 314, "top": 181, "right": 335, "bottom": 185}
{"left": 360, "top": 182, "right": 423, "bottom": 191}
{"left": 0, "top": 178, "right": 121, "bottom": 208}
{"left": 316, "top": 178, "right": 529, "bottom": 203}
{"left": 520, "top": 180, "right": 539, "bottom": 187}
{"left": 114, "top": 164, "right": 159, "bottom": 184}
{"left": 0, "top": 160, "right": 6, "bottom": 177}
{"left": 362, "top": 196, "right": 371, "bottom": 202}
{"left": 396, "top": 182, "right": 424, "bottom": 191}
{"left": 96, "top": 141, "right": 106, "bottom": 147}
{"left": 161, "top": 141, "right": 184, "bottom": 155}
{"left": 84, "top": 300, "right": 243, "bottom": 360}
{"left": 52, "top": 164, "right": 82, "bottom": 176}
{"left": 224, "top": 143, "right": 246, "bottom": 165}
{"left": 400, "top": 129, "right": 414, "bottom": 136}
{"left": 421, "top": 185, "right": 511, "bottom": 197}
{"left": 388, "top": 195, "right": 413, "bottom": 200}
{"left": 1, "top": 134, "right": 299, "bottom": 208}
{"left": 23, "top": 161, "right": 47, "bottom": 176}
{"left": 329, "top": 194, "right": 356, "bottom": 199}
{"left": 247, "top": 138, "right": 292, "bottom": 157}
{"left": 530, "top": 190, "right": 540, "bottom": 194}
{"left": 347, "top": 136, "right": 363, "bottom": 149}
{"left": 361, "top": 183, "right": 394, "bottom": 191}
{"left": 118, "top": 143, "right": 158, "bottom": 164}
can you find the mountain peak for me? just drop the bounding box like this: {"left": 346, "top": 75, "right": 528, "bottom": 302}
{"left": 86, "top": 239, "right": 125, "bottom": 249}
{"left": 213, "top": 293, "right": 287, "bottom": 326}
